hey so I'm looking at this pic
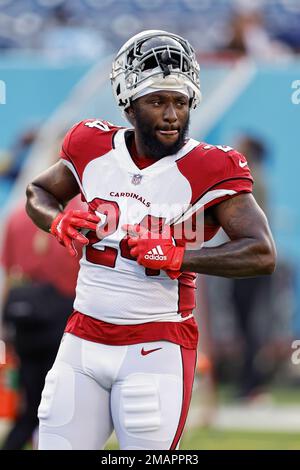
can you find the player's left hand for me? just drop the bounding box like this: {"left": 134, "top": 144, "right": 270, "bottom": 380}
{"left": 122, "top": 224, "right": 185, "bottom": 279}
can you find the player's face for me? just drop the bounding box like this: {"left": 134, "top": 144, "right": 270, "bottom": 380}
{"left": 131, "top": 91, "right": 190, "bottom": 159}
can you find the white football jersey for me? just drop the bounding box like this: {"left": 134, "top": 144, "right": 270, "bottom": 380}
{"left": 60, "top": 120, "right": 253, "bottom": 325}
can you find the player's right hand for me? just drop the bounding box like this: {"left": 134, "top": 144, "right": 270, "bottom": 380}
{"left": 50, "top": 210, "right": 100, "bottom": 257}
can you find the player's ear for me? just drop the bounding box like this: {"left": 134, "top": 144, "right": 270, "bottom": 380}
{"left": 126, "top": 105, "right": 135, "bottom": 125}
{"left": 126, "top": 100, "right": 137, "bottom": 126}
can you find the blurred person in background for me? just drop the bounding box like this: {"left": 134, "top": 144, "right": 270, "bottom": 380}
{"left": 231, "top": 135, "right": 273, "bottom": 400}
{"left": 222, "top": 9, "right": 292, "bottom": 61}
{"left": 206, "top": 135, "right": 293, "bottom": 402}
{"left": 0, "top": 128, "right": 39, "bottom": 206}
{"left": 0, "top": 128, "right": 38, "bottom": 182}
{"left": 0, "top": 197, "right": 82, "bottom": 450}
{"left": 25, "top": 30, "right": 276, "bottom": 450}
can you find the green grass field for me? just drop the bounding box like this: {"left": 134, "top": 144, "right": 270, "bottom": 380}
{"left": 180, "top": 427, "right": 300, "bottom": 450}
{"left": 2, "top": 386, "right": 300, "bottom": 450}
{"left": 104, "top": 384, "right": 300, "bottom": 450}
{"left": 176, "top": 385, "right": 300, "bottom": 450}
{"left": 1, "top": 423, "right": 299, "bottom": 450}
{"left": 105, "top": 426, "right": 300, "bottom": 450}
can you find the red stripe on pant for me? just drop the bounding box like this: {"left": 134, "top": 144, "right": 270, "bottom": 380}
{"left": 170, "top": 347, "right": 197, "bottom": 450}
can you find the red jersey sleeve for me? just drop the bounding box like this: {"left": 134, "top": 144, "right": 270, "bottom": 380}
{"left": 176, "top": 142, "right": 253, "bottom": 210}
{"left": 203, "top": 146, "right": 253, "bottom": 210}
{"left": 59, "top": 119, "right": 122, "bottom": 182}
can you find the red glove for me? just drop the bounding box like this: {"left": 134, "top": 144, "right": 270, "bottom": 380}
{"left": 122, "top": 224, "right": 185, "bottom": 279}
{"left": 50, "top": 210, "right": 100, "bottom": 257}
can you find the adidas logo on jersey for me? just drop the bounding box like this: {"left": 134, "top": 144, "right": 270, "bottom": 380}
{"left": 144, "top": 245, "right": 167, "bottom": 261}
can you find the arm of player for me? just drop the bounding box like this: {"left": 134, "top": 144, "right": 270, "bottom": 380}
{"left": 181, "top": 193, "right": 276, "bottom": 277}
{"left": 26, "top": 160, "right": 80, "bottom": 231}
{"left": 26, "top": 160, "right": 100, "bottom": 256}
{"left": 124, "top": 193, "right": 276, "bottom": 278}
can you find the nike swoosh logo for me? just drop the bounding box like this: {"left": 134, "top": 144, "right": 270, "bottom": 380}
{"left": 239, "top": 160, "right": 248, "bottom": 168}
{"left": 141, "top": 347, "right": 162, "bottom": 356}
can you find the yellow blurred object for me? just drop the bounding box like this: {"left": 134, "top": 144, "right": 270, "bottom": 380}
{"left": 0, "top": 150, "right": 11, "bottom": 173}
{"left": 196, "top": 352, "right": 212, "bottom": 374}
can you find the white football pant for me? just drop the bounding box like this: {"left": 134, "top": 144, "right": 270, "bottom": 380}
{"left": 38, "top": 333, "right": 196, "bottom": 450}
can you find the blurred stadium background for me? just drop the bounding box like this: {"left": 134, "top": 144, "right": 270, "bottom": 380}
{"left": 0, "top": 0, "right": 300, "bottom": 450}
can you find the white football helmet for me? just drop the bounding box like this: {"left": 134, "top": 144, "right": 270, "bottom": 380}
{"left": 110, "top": 30, "right": 201, "bottom": 111}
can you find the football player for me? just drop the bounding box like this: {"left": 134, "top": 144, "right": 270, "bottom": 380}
{"left": 26, "top": 30, "right": 276, "bottom": 450}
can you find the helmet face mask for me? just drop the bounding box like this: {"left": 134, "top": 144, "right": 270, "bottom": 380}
{"left": 111, "top": 30, "right": 201, "bottom": 112}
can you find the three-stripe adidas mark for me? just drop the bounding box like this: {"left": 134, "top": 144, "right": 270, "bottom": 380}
{"left": 144, "top": 245, "right": 167, "bottom": 261}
